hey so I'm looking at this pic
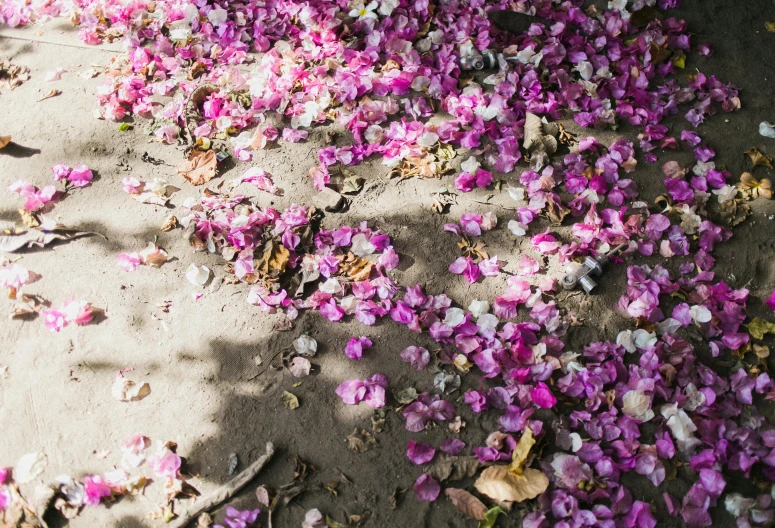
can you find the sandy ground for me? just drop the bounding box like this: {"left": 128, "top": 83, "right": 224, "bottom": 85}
{"left": 1, "top": 2, "right": 775, "bottom": 527}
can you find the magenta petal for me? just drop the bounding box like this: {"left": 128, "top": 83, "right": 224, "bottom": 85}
{"left": 335, "top": 379, "right": 366, "bottom": 405}
{"left": 413, "top": 473, "right": 440, "bottom": 501}
{"left": 530, "top": 382, "right": 557, "bottom": 409}
{"left": 766, "top": 290, "right": 775, "bottom": 311}
{"left": 400, "top": 346, "right": 430, "bottom": 371}
{"left": 440, "top": 438, "right": 465, "bottom": 455}
{"left": 406, "top": 440, "right": 436, "bottom": 465}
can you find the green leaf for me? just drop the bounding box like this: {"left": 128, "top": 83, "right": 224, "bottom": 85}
{"left": 747, "top": 318, "right": 775, "bottom": 340}
{"left": 118, "top": 123, "right": 133, "bottom": 131}
{"left": 281, "top": 391, "right": 299, "bottom": 410}
{"left": 478, "top": 506, "right": 505, "bottom": 528}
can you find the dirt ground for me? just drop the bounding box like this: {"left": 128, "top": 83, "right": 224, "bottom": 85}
{"left": 1, "top": 1, "right": 775, "bottom": 527}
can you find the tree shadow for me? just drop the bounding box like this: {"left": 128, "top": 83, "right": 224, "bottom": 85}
{"left": 0, "top": 142, "right": 41, "bottom": 158}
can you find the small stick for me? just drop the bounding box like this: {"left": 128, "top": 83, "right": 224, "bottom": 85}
{"left": 170, "top": 442, "right": 275, "bottom": 528}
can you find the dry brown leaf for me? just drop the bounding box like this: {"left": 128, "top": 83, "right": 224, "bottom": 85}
{"left": 18, "top": 209, "right": 39, "bottom": 228}
{"left": 507, "top": 426, "right": 535, "bottom": 477}
{"left": 745, "top": 148, "right": 774, "bottom": 171}
{"left": 347, "top": 428, "right": 377, "bottom": 453}
{"left": 255, "top": 240, "right": 290, "bottom": 278}
{"left": 648, "top": 42, "right": 673, "bottom": 65}
{"left": 427, "top": 455, "right": 481, "bottom": 482}
{"left": 336, "top": 252, "right": 373, "bottom": 282}
{"left": 739, "top": 172, "right": 773, "bottom": 199}
{"left": 474, "top": 466, "right": 549, "bottom": 503}
{"left": 444, "top": 488, "right": 488, "bottom": 521}
{"left": 160, "top": 215, "right": 178, "bottom": 231}
{"left": 176, "top": 149, "right": 218, "bottom": 185}
{"left": 0, "top": 136, "right": 10, "bottom": 149}
{"left": 37, "top": 89, "right": 61, "bottom": 101}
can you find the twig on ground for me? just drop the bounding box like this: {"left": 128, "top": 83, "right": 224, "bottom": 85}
{"left": 169, "top": 442, "right": 275, "bottom": 528}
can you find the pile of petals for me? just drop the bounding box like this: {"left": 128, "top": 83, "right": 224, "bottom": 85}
{"left": 178, "top": 189, "right": 400, "bottom": 323}
{"left": 8, "top": 180, "right": 57, "bottom": 212}
{"left": 52, "top": 163, "right": 94, "bottom": 188}
{"left": 42, "top": 298, "right": 94, "bottom": 332}
{"left": 2, "top": 0, "right": 740, "bottom": 192}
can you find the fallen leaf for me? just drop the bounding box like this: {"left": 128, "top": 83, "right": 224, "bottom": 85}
{"left": 18, "top": 209, "right": 40, "bottom": 228}
{"left": 747, "top": 318, "right": 775, "bottom": 340}
{"left": 126, "top": 475, "right": 148, "bottom": 495}
{"left": 325, "top": 516, "right": 348, "bottom": 528}
{"left": 341, "top": 175, "right": 364, "bottom": 194}
{"left": 371, "top": 409, "right": 386, "bottom": 432}
{"left": 349, "top": 511, "right": 370, "bottom": 527}
{"left": 10, "top": 294, "right": 47, "bottom": 319}
{"left": 427, "top": 455, "right": 481, "bottom": 482}
{"left": 507, "top": 427, "right": 535, "bottom": 477}
{"left": 739, "top": 172, "right": 773, "bottom": 199}
{"left": 346, "top": 428, "right": 377, "bottom": 453}
{"left": 323, "top": 481, "right": 338, "bottom": 496}
{"left": 719, "top": 199, "right": 751, "bottom": 227}
{"left": 766, "top": 21, "right": 775, "bottom": 32}
{"left": 256, "top": 240, "right": 290, "bottom": 278}
{"left": 160, "top": 215, "right": 178, "bottom": 231}
{"left": 37, "top": 89, "right": 61, "bottom": 101}
{"left": 0, "top": 220, "right": 103, "bottom": 253}
{"left": 445, "top": 488, "right": 488, "bottom": 521}
{"left": 112, "top": 371, "right": 151, "bottom": 402}
{"left": 0, "top": 59, "right": 30, "bottom": 90}
{"left": 177, "top": 149, "right": 218, "bottom": 185}
{"left": 282, "top": 391, "right": 300, "bottom": 410}
{"left": 0, "top": 136, "right": 10, "bottom": 149}
{"left": 478, "top": 506, "right": 505, "bottom": 528}
{"left": 745, "top": 148, "right": 774, "bottom": 170}
{"left": 336, "top": 252, "right": 373, "bottom": 282}
{"left": 474, "top": 466, "right": 549, "bottom": 503}
{"left": 393, "top": 387, "right": 419, "bottom": 405}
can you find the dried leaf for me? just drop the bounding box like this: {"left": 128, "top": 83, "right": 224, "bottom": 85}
{"left": 18, "top": 209, "right": 39, "bottom": 228}
{"left": 176, "top": 149, "right": 218, "bottom": 185}
{"left": 325, "top": 516, "right": 348, "bottom": 528}
{"left": 648, "top": 42, "right": 672, "bottom": 65}
{"left": 507, "top": 426, "right": 535, "bottom": 477}
{"left": 349, "top": 511, "right": 370, "bottom": 526}
{"left": 336, "top": 252, "right": 373, "bottom": 282}
{"left": 37, "top": 89, "right": 61, "bottom": 101}
{"left": 474, "top": 466, "right": 549, "bottom": 503}
{"left": 766, "top": 21, "right": 775, "bottom": 32}
{"left": 393, "top": 387, "right": 419, "bottom": 405}
{"left": 256, "top": 240, "right": 290, "bottom": 277}
{"left": 0, "top": 135, "right": 10, "bottom": 149}
{"left": 427, "top": 455, "right": 481, "bottom": 482}
{"left": 747, "top": 318, "right": 775, "bottom": 340}
{"left": 0, "top": 220, "right": 102, "bottom": 253}
{"left": 719, "top": 199, "right": 751, "bottom": 227}
{"left": 160, "top": 215, "right": 178, "bottom": 231}
{"left": 112, "top": 372, "right": 151, "bottom": 402}
{"left": 282, "top": 391, "right": 299, "bottom": 410}
{"left": 341, "top": 175, "right": 364, "bottom": 195}
{"left": 745, "top": 148, "right": 774, "bottom": 170}
{"left": 739, "top": 172, "right": 773, "bottom": 199}
{"left": 445, "top": 488, "right": 488, "bottom": 521}
{"left": 346, "top": 428, "right": 377, "bottom": 453}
